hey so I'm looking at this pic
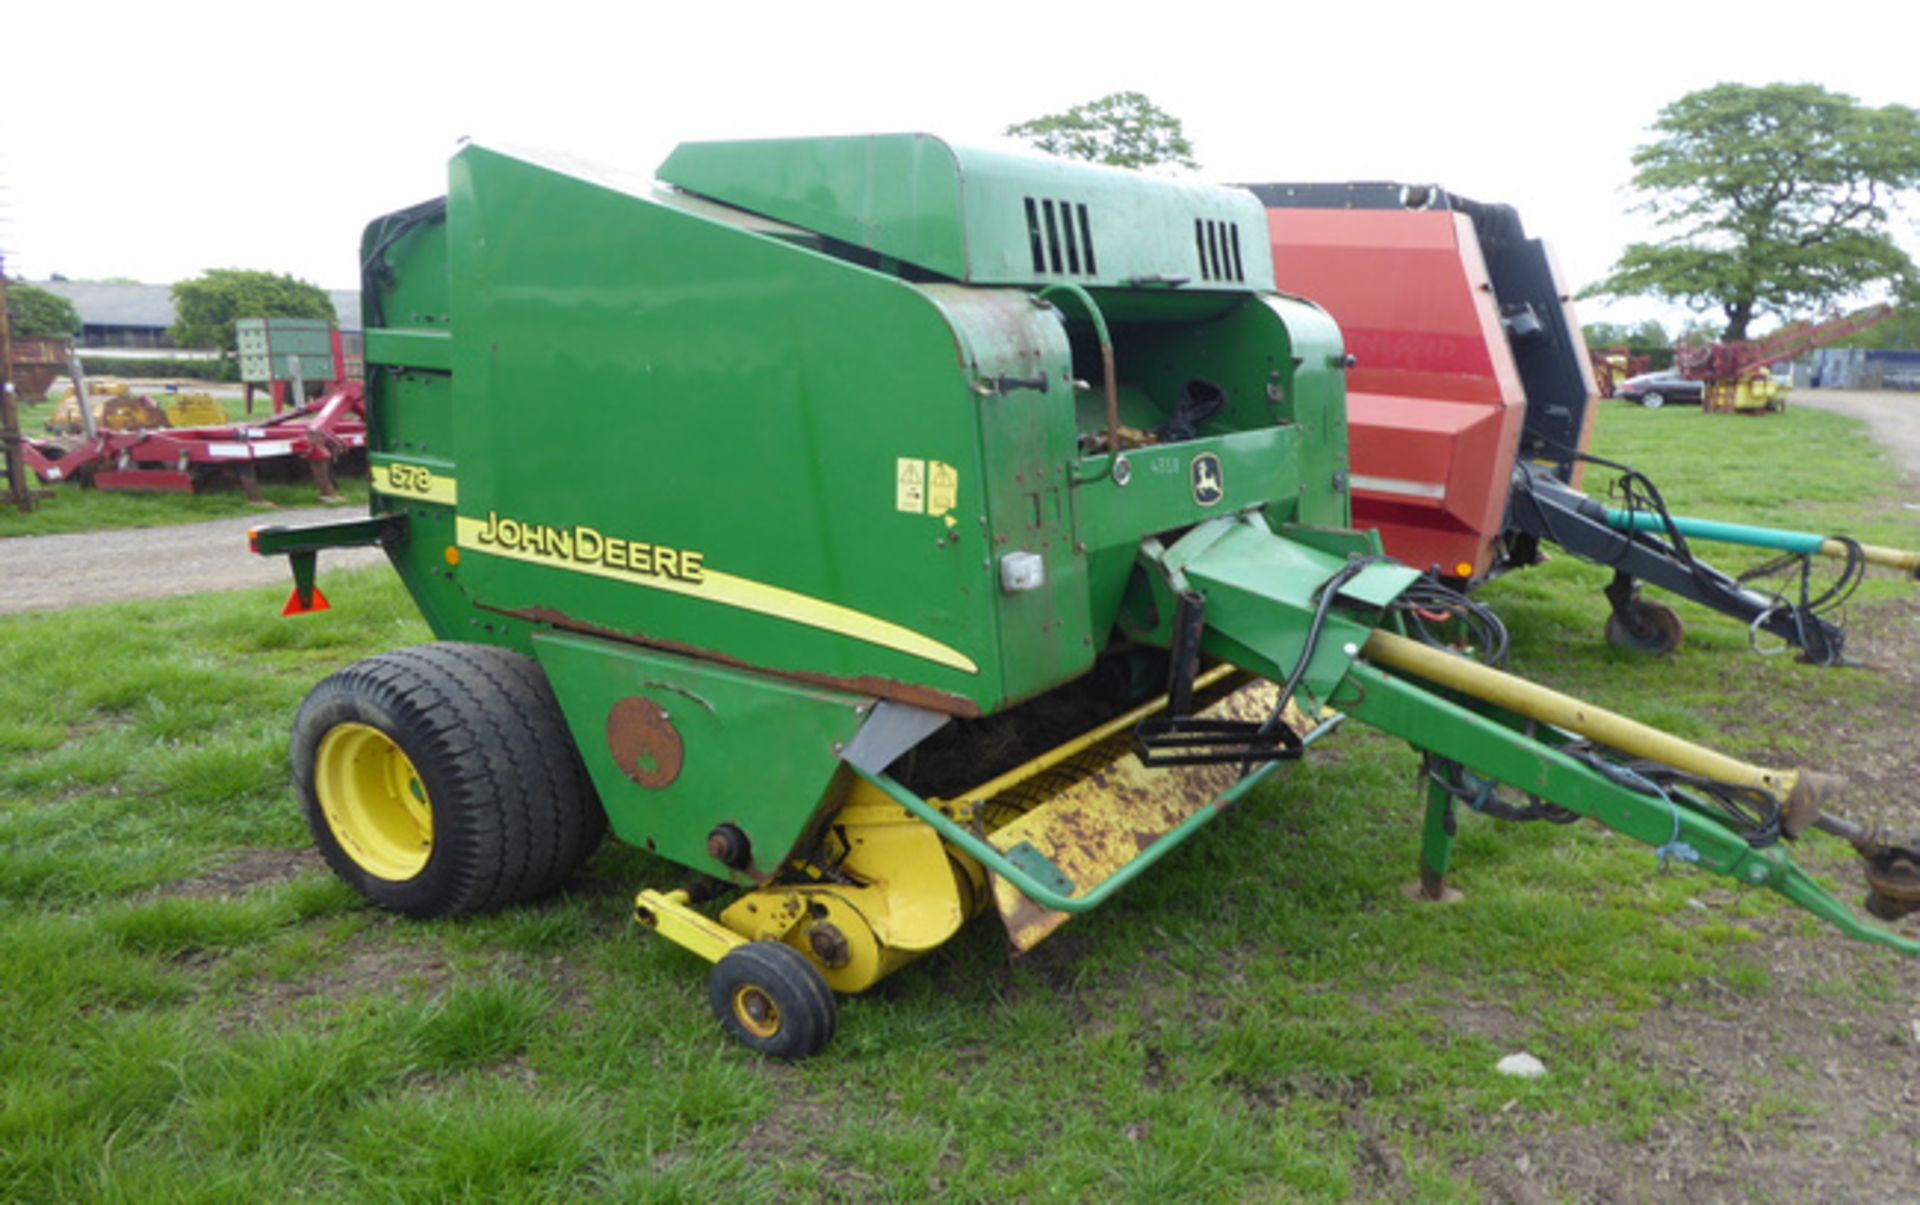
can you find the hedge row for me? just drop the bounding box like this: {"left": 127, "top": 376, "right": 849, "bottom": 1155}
{"left": 73, "top": 355, "right": 238, "bottom": 382}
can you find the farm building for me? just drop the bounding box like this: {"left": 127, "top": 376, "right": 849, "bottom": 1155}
{"left": 30, "top": 280, "right": 361, "bottom": 350}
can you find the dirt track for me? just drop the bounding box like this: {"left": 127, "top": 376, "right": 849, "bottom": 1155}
{"left": 1791, "top": 388, "right": 1920, "bottom": 478}
{"left": 0, "top": 508, "right": 388, "bottom": 615}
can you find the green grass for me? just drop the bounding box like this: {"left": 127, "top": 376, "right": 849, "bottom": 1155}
{"left": 1, "top": 391, "right": 366, "bottom": 538}
{"left": 0, "top": 402, "right": 1914, "bottom": 1199}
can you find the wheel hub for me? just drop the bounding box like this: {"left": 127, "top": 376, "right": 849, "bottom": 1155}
{"left": 731, "top": 985, "right": 783, "bottom": 1038}
{"left": 314, "top": 722, "right": 434, "bottom": 881}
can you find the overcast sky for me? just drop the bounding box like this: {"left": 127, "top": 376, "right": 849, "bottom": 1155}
{"left": 4, "top": 0, "right": 1915, "bottom": 332}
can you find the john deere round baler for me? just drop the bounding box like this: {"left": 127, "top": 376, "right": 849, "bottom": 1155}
{"left": 254, "top": 136, "right": 1919, "bottom": 1058}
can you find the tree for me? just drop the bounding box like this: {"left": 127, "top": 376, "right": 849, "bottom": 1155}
{"left": 1581, "top": 318, "right": 1671, "bottom": 350}
{"left": 169, "top": 269, "right": 336, "bottom": 356}
{"left": 1674, "top": 319, "right": 1721, "bottom": 349}
{"left": 5, "top": 283, "right": 82, "bottom": 340}
{"left": 1005, "top": 92, "right": 1198, "bottom": 172}
{"left": 1585, "top": 83, "right": 1920, "bottom": 342}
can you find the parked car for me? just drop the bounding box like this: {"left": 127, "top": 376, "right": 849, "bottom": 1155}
{"left": 1615, "top": 371, "right": 1704, "bottom": 409}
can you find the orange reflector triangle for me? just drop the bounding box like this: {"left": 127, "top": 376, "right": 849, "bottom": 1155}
{"left": 282, "top": 586, "right": 332, "bottom": 616}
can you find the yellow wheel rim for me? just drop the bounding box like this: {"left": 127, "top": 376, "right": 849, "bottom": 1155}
{"left": 314, "top": 722, "right": 434, "bottom": 881}
{"left": 731, "top": 985, "right": 782, "bottom": 1039}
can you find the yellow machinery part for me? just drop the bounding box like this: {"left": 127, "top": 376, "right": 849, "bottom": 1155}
{"left": 1821, "top": 538, "right": 1920, "bottom": 577}
{"left": 718, "top": 780, "right": 985, "bottom": 994}
{"left": 634, "top": 889, "right": 747, "bottom": 963}
{"left": 99, "top": 395, "right": 172, "bottom": 432}
{"left": 163, "top": 391, "right": 228, "bottom": 428}
{"left": 1362, "top": 629, "right": 1797, "bottom": 798}
{"left": 48, "top": 382, "right": 133, "bottom": 433}
{"left": 639, "top": 778, "right": 986, "bottom": 995}
{"left": 1708, "top": 370, "right": 1787, "bottom": 415}
{"left": 805, "top": 665, "right": 1307, "bottom": 961}
{"left": 974, "top": 675, "right": 1298, "bottom": 953}
{"left": 633, "top": 668, "right": 1304, "bottom": 991}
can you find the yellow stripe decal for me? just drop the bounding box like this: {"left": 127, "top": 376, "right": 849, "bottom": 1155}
{"left": 371, "top": 463, "right": 458, "bottom": 506}
{"left": 454, "top": 515, "right": 977, "bottom": 674}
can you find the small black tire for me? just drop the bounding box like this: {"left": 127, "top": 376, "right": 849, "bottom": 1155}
{"left": 1604, "top": 600, "right": 1685, "bottom": 655}
{"left": 1640, "top": 391, "right": 1666, "bottom": 410}
{"left": 291, "top": 642, "right": 606, "bottom": 918}
{"left": 707, "top": 942, "right": 838, "bottom": 1060}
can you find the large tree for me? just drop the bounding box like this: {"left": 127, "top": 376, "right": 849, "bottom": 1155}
{"left": 1005, "top": 91, "right": 1199, "bottom": 171}
{"left": 1587, "top": 83, "right": 1920, "bottom": 341}
{"left": 169, "top": 269, "right": 335, "bottom": 356}
{"left": 5, "top": 283, "right": 83, "bottom": 340}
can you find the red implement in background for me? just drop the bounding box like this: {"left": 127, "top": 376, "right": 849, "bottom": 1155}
{"left": 21, "top": 380, "right": 366, "bottom": 502}
{"left": 1266, "top": 206, "right": 1528, "bottom": 580}
{"left": 1676, "top": 304, "right": 1895, "bottom": 412}
{"left": 22, "top": 325, "right": 365, "bottom": 502}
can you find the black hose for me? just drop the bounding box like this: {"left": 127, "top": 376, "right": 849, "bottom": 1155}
{"left": 360, "top": 196, "right": 448, "bottom": 332}
{"left": 1563, "top": 744, "right": 1783, "bottom": 848}
{"left": 1391, "top": 576, "right": 1510, "bottom": 668}
{"left": 1243, "top": 556, "right": 1384, "bottom": 774}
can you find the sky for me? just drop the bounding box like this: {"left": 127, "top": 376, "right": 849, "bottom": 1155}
{"left": 3, "top": 0, "right": 1916, "bottom": 333}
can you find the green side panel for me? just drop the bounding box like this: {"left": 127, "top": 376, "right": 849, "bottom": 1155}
{"left": 1063, "top": 292, "right": 1347, "bottom": 643}
{"left": 359, "top": 206, "right": 451, "bottom": 337}
{"left": 1277, "top": 522, "right": 1386, "bottom": 564}
{"left": 919, "top": 284, "right": 1093, "bottom": 701}
{"left": 1078, "top": 429, "right": 1304, "bottom": 641}
{"left": 364, "top": 329, "right": 452, "bottom": 372}
{"left": 362, "top": 374, "right": 463, "bottom": 642}
{"left": 1179, "top": 522, "right": 1419, "bottom": 707}
{"left": 368, "top": 369, "right": 455, "bottom": 463}
{"left": 658, "top": 134, "right": 1276, "bottom": 292}
{"left": 532, "top": 631, "right": 870, "bottom": 881}
{"left": 357, "top": 210, "right": 466, "bottom": 643}
{"left": 1258, "top": 295, "right": 1350, "bottom": 530}
{"left": 661, "top": 135, "right": 966, "bottom": 277}
{"left": 445, "top": 145, "right": 1008, "bottom": 711}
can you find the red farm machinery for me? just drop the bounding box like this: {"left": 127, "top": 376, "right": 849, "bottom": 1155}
{"left": 22, "top": 323, "right": 366, "bottom": 503}
{"left": 1676, "top": 304, "right": 1896, "bottom": 414}
{"left": 1589, "top": 346, "right": 1650, "bottom": 399}
{"left": 1247, "top": 182, "right": 1917, "bottom": 665}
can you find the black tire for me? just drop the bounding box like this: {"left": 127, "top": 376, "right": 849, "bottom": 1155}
{"left": 291, "top": 643, "right": 606, "bottom": 918}
{"left": 1640, "top": 391, "right": 1665, "bottom": 410}
{"left": 1604, "top": 600, "right": 1685, "bottom": 655}
{"left": 707, "top": 942, "right": 838, "bottom": 1060}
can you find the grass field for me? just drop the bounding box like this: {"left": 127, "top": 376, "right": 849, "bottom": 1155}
{"left": 1, "top": 403, "right": 1915, "bottom": 1200}
{"left": 1, "top": 390, "right": 366, "bottom": 539}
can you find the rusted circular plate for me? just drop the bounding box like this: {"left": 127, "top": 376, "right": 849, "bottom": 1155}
{"left": 606, "top": 697, "right": 683, "bottom": 789}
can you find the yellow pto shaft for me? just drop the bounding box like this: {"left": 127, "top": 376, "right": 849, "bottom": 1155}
{"left": 1822, "top": 538, "right": 1920, "bottom": 577}
{"left": 1361, "top": 629, "right": 1835, "bottom": 825}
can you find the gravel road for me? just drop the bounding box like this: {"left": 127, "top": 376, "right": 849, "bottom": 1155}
{"left": 1789, "top": 388, "right": 1920, "bottom": 478}
{"left": 0, "top": 509, "right": 389, "bottom": 615}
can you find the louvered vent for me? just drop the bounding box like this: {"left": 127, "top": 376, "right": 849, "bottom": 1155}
{"left": 1023, "top": 197, "right": 1098, "bottom": 276}
{"left": 1193, "top": 218, "right": 1245, "bottom": 283}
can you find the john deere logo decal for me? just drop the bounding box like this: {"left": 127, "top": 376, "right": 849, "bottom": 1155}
{"left": 1191, "top": 453, "right": 1224, "bottom": 506}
